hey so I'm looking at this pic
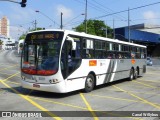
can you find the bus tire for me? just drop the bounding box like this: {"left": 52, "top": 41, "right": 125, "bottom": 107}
{"left": 84, "top": 74, "right": 95, "bottom": 93}
{"left": 134, "top": 69, "right": 138, "bottom": 79}
{"left": 129, "top": 68, "right": 134, "bottom": 81}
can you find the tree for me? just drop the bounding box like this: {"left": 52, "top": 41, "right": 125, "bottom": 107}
{"left": 74, "top": 20, "right": 113, "bottom": 38}
{"left": 19, "top": 33, "right": 26, "bottom": 40}
{"left": 0, "top": 40, "right": 3, "bottom": 50}
{"left": 0, "top": 39, "right": 3, "bottom": 45}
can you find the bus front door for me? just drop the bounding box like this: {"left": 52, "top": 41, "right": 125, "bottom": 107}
{"left": 61, "top": 40, "right": 81, "bottom": 79}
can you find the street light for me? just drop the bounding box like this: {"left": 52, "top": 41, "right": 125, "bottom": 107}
{"left": 0, "top": 0, "right": 27, "bottom": 7}
{"left": 35, "top": 10, "right": 59, "bottom": 27}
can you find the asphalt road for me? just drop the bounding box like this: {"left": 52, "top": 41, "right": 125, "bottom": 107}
{"left": 0, "top": 50, "right": 160, "bottom": 120}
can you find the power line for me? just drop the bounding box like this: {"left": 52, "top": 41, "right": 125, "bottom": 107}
{"left": 92, "top": 0, "right": 127, "bottom": 21}
{"left": 88, "top": 1, "right": 109, "bottom": 13}
{"left": 94, "top": 1, "right": 160, "bottom": 19}
{"left": 74, "top": 0, "right": 133, "bottom": 25}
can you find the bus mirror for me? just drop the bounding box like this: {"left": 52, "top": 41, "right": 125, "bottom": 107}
{"left": 66, "top": 36, "right": 76, "bottom": 50}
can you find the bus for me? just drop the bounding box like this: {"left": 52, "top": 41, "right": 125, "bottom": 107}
{"left": 21, "top": 29, "right": 146, "bottom": 93}
{"left": 18, "top": 39, "right": 24, "bottom": 54}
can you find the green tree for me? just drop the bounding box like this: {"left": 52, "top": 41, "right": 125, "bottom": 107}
{"left": 0, "top": 39, "right": 3, "bottom": 45}
{"left": 0, "top": 40, "right": 3, "bottom": 50}
{"left": 74, "top": 20, "right": 113, "bottom": 38}
{"left": 19, "top": 33, "right": 26, "bottom": 40}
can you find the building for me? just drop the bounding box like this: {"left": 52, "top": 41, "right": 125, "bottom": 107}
{"left": 115, "top": 23, "right": 160, "bottom": 57}
{"left": 0, "top": 16, "right": 10, "bottom": 37}
{"left": 0, "top": 20, "right": 1, "bottom": 35}
{"left": 0, "top": 16, "right": 15, "bottom": 50}
{"left": 0, "top": 35, "right": 15, "bottom": 50}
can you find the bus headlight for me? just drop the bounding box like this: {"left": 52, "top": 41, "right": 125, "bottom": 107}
{"left": 49, "top": 79, "right": 60, "bottom": 84}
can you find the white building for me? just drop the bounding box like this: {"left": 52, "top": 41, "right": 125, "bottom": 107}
{"left": 0, "top": 35, "right": 15, "bottom": 50}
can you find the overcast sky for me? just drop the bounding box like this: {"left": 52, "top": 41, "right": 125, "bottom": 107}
{"left": 0, "top": 0, "right": 160, "bottom": 40}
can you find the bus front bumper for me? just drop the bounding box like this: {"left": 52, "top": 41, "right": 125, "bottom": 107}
{"left": 21, "top": 80, "right": 66, "bottom": 93}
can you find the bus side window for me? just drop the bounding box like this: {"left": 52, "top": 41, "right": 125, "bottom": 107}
{"left": 82, "top": 39, "right": 94, "bottom": 59}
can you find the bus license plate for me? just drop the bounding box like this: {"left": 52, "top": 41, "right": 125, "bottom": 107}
{"left": 33, "top": 84, "right": 40, "bottom": 88}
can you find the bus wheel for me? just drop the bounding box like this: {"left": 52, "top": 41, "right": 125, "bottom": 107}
{"left": 134, "top": 69, "right": 138, "bottom": 79}
{"left": 84, "top": 74, "right": 95, "bottom": 93}
{"left": 129, "top": 69, "right": 134, "bottom": 80}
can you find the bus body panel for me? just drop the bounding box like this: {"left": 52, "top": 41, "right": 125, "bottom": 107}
{"left": 21, "top": 70, "right": 64, "bottom": 84}
{"left": 21, "top": 80, "right": 66, "bottom": 93}
{"left": 21, "top": 58, "right": 146, "bottom": 93}
{"left": 65, "top": 58, "right": 146, "bottom": 92}
{"left": 21, "top": 29, "right": 146, "bottom": 93}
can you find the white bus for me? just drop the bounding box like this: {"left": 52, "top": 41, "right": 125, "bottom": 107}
{"left": 21, "top": 29, "right": 146, "bottom": 93}
{"left": 18, "top": 39, "right": 24, "bottom": 54}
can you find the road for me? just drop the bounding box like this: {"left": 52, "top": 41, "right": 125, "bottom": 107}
{"left": 0, "top": 50, "right": 160, "bottom": 120}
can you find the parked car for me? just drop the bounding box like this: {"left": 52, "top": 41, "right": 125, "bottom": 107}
{"left": 146, "top": 57, "right": 153, "bottom": 66}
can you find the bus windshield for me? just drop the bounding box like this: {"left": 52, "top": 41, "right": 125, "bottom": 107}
{"left": 21, "top": 31, "right": 64, "bottom": 75}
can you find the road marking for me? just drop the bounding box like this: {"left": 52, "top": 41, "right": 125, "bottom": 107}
{"left": 139, "top": 79, "right": 160, "bottom": 83}
{"left": 98, "top": 88, "right": 160, "bottom": 96}
{"left": 132, "top": 81, "right": 157, "bottom": 88}
{"left": 2, "top": 72, "right": 20, "bottom": 82}
{"left": 0, "top": 72, "right": 21, "bottom": 78}
{"left": 6, "top": 81, "right": 20, "bottom": 85}
{"left": 0, "top": 72, "right": 14, "bottom": 76}
{"left": 147, "top": 72, "right": 160, "bottom": 75}
{"left": 80, "top": 93, "right": 99, "bottom": 120}
{"left": 88, "top": 93, "right": 142, "bottom": 103}
{"left": 0, "top": 63, "right": 17, "bottom": 66}
{"left": 31, "top": 96, "right": 88, "bottom": 110}
{"left": 113, "top": 85, "right": 160, "bottom": 109}
{"left": 88, "top": 93, "right": 160, "bottom": 107}
{"left": 0, "top": 64, "right": 18, "bottom": 72}
{"left": 5, "top": 75, "right": 158, "bottom": 108}
{"left": 0, "top": 81, "right": 62, "bottom": 120}
{"left": 30, "top": 96, "right": 141, "bottom": 119}
{"left": 120, "top": 84, "right": 151, "bottom": 88}
{"left": 123, "top": 90, "right": 160, "bottom": 96}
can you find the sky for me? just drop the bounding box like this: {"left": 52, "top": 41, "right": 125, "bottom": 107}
{"left": 0, "top": 0, "right": 160, "bottom": 40}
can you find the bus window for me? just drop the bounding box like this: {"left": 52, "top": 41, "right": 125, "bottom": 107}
{"left": 82, "top": 39, "right": 94, "bottom": 58}
{"left": 112, "top": 43, "right": 119, "bottom": 51}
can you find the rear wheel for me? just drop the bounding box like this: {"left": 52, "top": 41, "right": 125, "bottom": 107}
{"left": 84, "top": 74, "right": 95, "bottom": 93}
{"left": 134, "top": 69, "right": 138, "bottom": 79}
{"left": 129, "top": 69, "right": 134, "bottom": 80}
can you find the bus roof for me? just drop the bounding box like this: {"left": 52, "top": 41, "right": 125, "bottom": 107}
{"left": 28, "top": 29, "right": 146, "bottom": 48}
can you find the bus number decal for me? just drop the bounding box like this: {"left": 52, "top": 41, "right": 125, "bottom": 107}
{"left": 89, "top": 60, "right": 97, "bottom": 66}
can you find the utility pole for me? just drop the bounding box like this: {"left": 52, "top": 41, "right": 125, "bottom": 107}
{"left": 113, "top": 19, "right": 115, "bottom": 39}
{"left": 60, "top": 12, "right": 63, "bottom": 29}
{"left": 128, "top": 8, "right": 130, "bottom": 42}
{"left": 34, "top": 20, "right": 37, "bottom": 30}
{"left": 85, "top": 0, "right": 87, "bottom": 33}
{"left": 105, "top": 21, "right": 107, "bottom": 38}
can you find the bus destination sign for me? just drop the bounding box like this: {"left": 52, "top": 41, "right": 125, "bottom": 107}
{"left": 29, "top": 32, "right": 62, "bottom": 40}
